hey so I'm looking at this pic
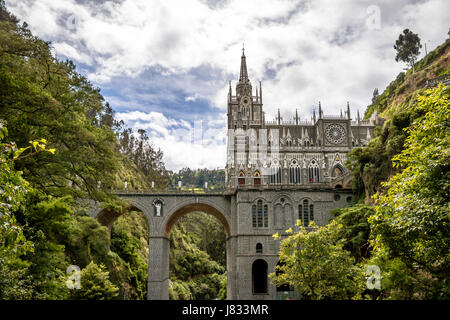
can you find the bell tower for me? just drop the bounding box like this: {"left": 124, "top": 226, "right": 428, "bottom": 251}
{"left": 227, "top": 47, "right": 263, "bottom": 130}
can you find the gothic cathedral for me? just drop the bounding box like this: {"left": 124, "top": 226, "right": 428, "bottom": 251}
{"left": 223, "top": 49, "right": 378, "bottom": 299}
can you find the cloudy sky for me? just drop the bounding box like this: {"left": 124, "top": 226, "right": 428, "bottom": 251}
{"left": 5, "top": 0, "right": 449, "bottom": 171}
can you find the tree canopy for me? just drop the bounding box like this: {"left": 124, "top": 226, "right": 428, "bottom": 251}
{"left": 394, "top": 29, "right": 422, "bottom": 72}
{"left": 370, "top": 84, "right": 450, "bottom": 299}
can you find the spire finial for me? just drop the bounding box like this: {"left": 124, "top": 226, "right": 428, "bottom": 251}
{"left": 347, "top": 101, "right": 351, "bottom": 119}
{"left": 238, "top": 45, "right": 249, "bottom": 83}
{"left": 318, "top": 101, "right": 322, "bottom": 119}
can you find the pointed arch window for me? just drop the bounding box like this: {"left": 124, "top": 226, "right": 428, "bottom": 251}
{"left": 269, "top": 166, "right": 282, "bottom": 184}
{"left": 252, "top": 200, "right": 268, "bottom": 228}
{"left": 238, "top": 171, "right": 245, "bottom": 185}
{"left": 298, "top": 199, "right": 314, "bottom": 227}
{"left": 253, "top": 170, "right": 261, "bottom": 186}
{"left": 331, "top": 165, "right": 344, "bottom": 178}
{"left": 308, "top": 160, "right": 320, "bottom": 183}
{"left": 289, "top": 160, "right": 301, "bottom": 184}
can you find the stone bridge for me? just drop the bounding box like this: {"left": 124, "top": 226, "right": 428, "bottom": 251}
{"left": 89, "top": 187, "right": 355, "bottom": 300}
{"left": 90, "top": 192, "right": 234, "bottom": 300}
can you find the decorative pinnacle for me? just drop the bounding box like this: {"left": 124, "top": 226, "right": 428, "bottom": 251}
{"left": 239, "top": 45, "right": 248, "bottom": 83}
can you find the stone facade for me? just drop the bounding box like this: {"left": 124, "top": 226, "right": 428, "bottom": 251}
{"left": 90, "top": 50, "right": 378, "bottom": 300}
{"left": 226, "top": 48, "right": 379, "bottom": 191}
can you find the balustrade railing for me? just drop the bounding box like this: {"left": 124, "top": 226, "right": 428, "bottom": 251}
{"left": 425, "top": 75, "right": 450, "bottom": 87}
{"left": 111, "top": 188, "right": 225, "bottom": 195}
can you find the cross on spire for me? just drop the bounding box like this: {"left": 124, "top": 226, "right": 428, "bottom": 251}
{"left": 239, "top": 43, "right": 249, "bottom": 83}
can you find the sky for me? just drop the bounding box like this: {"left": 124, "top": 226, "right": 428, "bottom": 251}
{"left": 5, "top": 0, "right": 450, "bottom": 171}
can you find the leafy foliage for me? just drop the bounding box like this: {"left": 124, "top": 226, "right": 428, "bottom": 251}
{"left": 170, "top": 167, "right": 226, "bottom": 191}
{"left": 117, "top": 127, "right": 170, "bottom": 190}
{"left": 174, "top": 212, "right": 227, "bottom": 266}
{"left": 0, "top": 7, "right": 121, "bottom": 201}
{"left": 110, "top": 211, "right": 149, "bottom": 299}
{"left": 69, "top": 261, "right": 119, "bottom": 300}
{"left": 331, "top": 204, "right": 375, "bottom": 262}
{"left": 0, "top": 1, "right": 228, "bottom": 301}
{"left": 0, "top": 124, "right": 34, "bottom": 299}
{"left": 169, "top": 215, "right": 226, "bottom": 300}
{"left": 271, "top": 221, "right": 365, "bottom": 299}
{"left": 370, "top": 85, "right": 450, "bottom": 299}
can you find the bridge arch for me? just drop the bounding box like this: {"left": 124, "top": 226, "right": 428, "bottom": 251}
{"left": 95, "top": 201, "right": 149, "bottom": 231}
{"left": 145, "top": 197, "right": 232, "bottom": 300}
{"left": 163, "top": 201, "right": 230, "bottom": 238}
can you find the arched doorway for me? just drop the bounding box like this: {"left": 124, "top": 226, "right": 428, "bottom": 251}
{"left": 252, "top": 259, "right": 268, "bottom": 294}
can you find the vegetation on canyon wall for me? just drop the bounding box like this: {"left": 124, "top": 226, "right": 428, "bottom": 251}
{"left": 271, "top": 36, "right": 449, "bottom": 299}
{"left": 1, "top": 0, "right": 448, "bottom": 300}
{"left": 0, "top": 2, "right": 226, "bottom": 300}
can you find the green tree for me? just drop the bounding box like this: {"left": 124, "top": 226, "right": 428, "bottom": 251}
{"left": 371, "top": 84, "right": 450, "bottom": 299}
{"left": 0, "top": 125, "right": 34, "bottom": 299}
{"left": 110, "top": 211, "right": 149, "bottom": 299}
{"left": 270, "top": 222, "right": 365, "bottom": 300}
{"left": 0, "top": 10, "right": 120, "bottom": 201}
{"left": 69, "top": 261, "right": 119, "bottom": 300}
{"left": 331, "top": 204, "right": 375, "bottom": 262}
{"left": 117, "top": 128, "right": 170, "bottom": 189}
{"left": 0, "top": 124, "right": 65, "bottom": 299}
{"left": 372, "top": 88, "right": 379, "bottom": 104}
{"left": 169, "top": 221, "right": 226, "bottom": 300}
{"left": 394, "top": 29, "right": 422, "bottom": 72}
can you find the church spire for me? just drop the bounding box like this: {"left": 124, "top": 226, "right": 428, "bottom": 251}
{"left": 347, "top": 101, "right": 351, "bottom": 119}
{"left": 318, "top": 101, "right": 322, "bottom": 119}
{"left": 239, "top": 44, "right": 249, "bottom": 83}
{"left": 259, "top": 81, "right": 262, "bottom": 102}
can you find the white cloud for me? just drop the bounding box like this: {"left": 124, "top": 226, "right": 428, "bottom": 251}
{"left": 185, "top": 93, "right": 200, "bottom": 102}
{"left": 6, "top": 0, "right": 450, "bottom": 170}
{"left": 116, "top": 110, "right": 226, "bottom": 171}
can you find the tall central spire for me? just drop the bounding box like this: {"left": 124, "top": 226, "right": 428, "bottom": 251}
{"left": 236, "top": 45, "right": 252, "bottom": 97}
{"left": 239, "top": 44, "right": 249, "bottom": 83}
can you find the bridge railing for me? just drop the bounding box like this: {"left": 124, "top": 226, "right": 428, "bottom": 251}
{"left": 425, "top": 75, "right": 450, "bottom": 88}
{"left": 110, "top": 189, "right": 225, "bottom": 195}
